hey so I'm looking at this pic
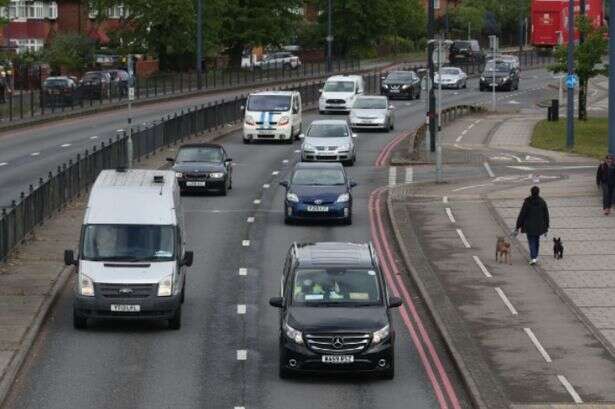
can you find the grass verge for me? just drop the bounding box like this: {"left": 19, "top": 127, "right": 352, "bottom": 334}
{"left": 531, "top": 117, "right": 608, "bottom": 159}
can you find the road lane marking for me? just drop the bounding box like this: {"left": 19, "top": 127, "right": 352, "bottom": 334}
{"left": 237, "top": 304, "right": 247, "bottom": 315}
{"left": 524, "top": 328, "right": 552, "bottom": 363}
{"left": 451, "top": 184, "right": 489, "bottom": 192}
{"left": 263, "top": 184, "right": 270, "bottom": 189}
{"left": 282, "top": 159, "right": 289, "bottom": 164}
{"left": 272, "top": 170, "right": 279, "bottom": 176}
{"left": 90, "top": 136, "right": 98, "bottom": 139}
{"left": 242, "top": 240, "right": 250, "bottom": 247}
{"left": 246, "top": 217, "right": 255, "bottom": 223}
{"left": 483, "top": 162, "right": 495, "bottom": 178}
{"left": 455, "top": 134, "right": 464, "bottom": 142}
{"left": 234, "top": 407, "right": 246, "bottom": 409}
{"left": 456, "top": 229, "right": 471, "bottom": 248}
{"left": 472, "top": 256, "right": 492, "bottom": 278}
{"left": 253, "top": 199, "right": 261, "bottom": 204}
{"left": 445, "top": 208, "right": 456, "bottom": 223}
{"left": 31, "top": 152, "right": 40, "bottom": 156}
{"left": 461, "top": 129, "right": 468, "bottom": 135}
{"left": 0, "top": 162, "right": 7, "bottom": 167}
{"left": 495, "top": 287, "right": 518, "bottom": 315}
{"left": 388, "top": 167, "right": 397, "bottom": 187}
{"left": 557, "top": 375, "right": 583, "bottom": 403}
{"left": 405, "top": 167, "right": 413, "bottom": 184}
{"left": 237, "top": 350, "right": 247, "bottom": 360}
{"left": 239, "top": 268, "right": 247, "bottom": 276}
{"left": 443, "top": 196, "right": 448, "bottom": 203}
{"left": 60, "top": 143, "right": 71, "bottom": 148}
{"left": 294, "top": 149, "right": 300, "bottom": 153}
{"left": 468, "top": 123, "right": 475, "bottom": 129}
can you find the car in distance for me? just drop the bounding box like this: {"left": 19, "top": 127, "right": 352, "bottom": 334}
{"left": 318, "top": 75, "right": 364, "bottom": 114}
{"left": 167, "top": 143, "right": 233, "bottom": 195}
{"left": 243, "top": 91, "right": 302, "bottom": 144}
{"left": 479, "top": 59, "right": 520, "bottom": 92}
{"left": 449, "top": 39, "right": 483, "bottom": 65}
{"left": 380, "top": 71, "right": 421, "bottom": 100}
{"left": 80, "top": 71, "right": 111, "bottom": 99}
{"left": 349, "top": 96, "right": 394, "bottom": 132}
{"left": 42, "top": 76, "right": 79, "bottom": 107}
{"left": 269, "top": 242, "right": 402, "bottom": 379}
{"left": 254, "top": 51, "right": 302, "bottom": 70}
{"left": 280, "top": 163, "right": 356, "bottom": 225}
{"left": 300, "top": 119, "right": 357, "bottom": 166}
{"left": 434, "top": 67, "right": 468, "bottom": 89}
{"left": 104, "top": 69, "right": 130, "bottom": 97}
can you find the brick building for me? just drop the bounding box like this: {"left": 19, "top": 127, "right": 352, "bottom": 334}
{"left": 422, "top": 0, "right": 462, "bottom": 18}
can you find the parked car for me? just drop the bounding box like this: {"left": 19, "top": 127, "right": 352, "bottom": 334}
{"left": 381, "top": 71, "right": 421, "bottom": 100}
{"left": 167, "top": 143, "right": 233, "bottom": 195}
{"left": 269, "top": 241, "right": 403, "bottom": 379}
{"left": 318, "top": 75, "right": 365, "bottom": 114}
{"left": 479, "top": 60, "right": 520, "bottom": 92}
{"left": 41, "top": 76, "right": 79, "bottom": 107}
{"left": 104, "top": 69, "right": 130, "bottom": 97}
{"left": 79, "top": 71, "right": 111, "bottom": 99}
{"left": 434, "top": 67, "right": 468, "bottom": 89}
{"left": 280, "top": 162, "right": 356, "bottom": 225}
{"left": 449, "top": 40, "right": 483, "bottom": 65}
{"left": 349, "top": 96, "right": 395, "bottom": 132}
{"left": 300, "top": 119, "right": 357, "bottom": 166}
{"left": 254, "top": 52, "right": 302, "bottom": 70}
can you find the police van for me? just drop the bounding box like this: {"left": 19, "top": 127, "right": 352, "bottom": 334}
{"left": 243, "top": 90, "right": 302, "bottom": 144}
{"left": 64, "top": 169, "right": 194, "bottom": 330}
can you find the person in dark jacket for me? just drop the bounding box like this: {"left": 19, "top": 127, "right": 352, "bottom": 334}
{"left": 515, "top": 186, "right": 550, "bottom": 265}
{"left": 596, "top": 155, "right": 615, "bottom": 215}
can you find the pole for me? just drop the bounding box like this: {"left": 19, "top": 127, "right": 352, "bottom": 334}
{"left": 326, "top": 0, "right": 333, "bottom": 73}
{"left": 490, "top": 35, "right": 497, "bottom": 112}
{"left": 127, "top": 54, "right": 134, "bottom": 168}
{"left": 578, "top": 0, "right": 586, "bottom": 120}
{"left": 468, "top": 22, "right": 471, "bottom": 40}
{"left": 609, "top": 0, "right": 615, "bottom": 154}
{"left": 566, "top": 0, "right": 574, "bottom": 148}
{"left": 428, "top": 0, "right": 436, "bottom": 153}
{"left": 518, "top": 0, "right": 524, "bottom": 56}
{"left": 437, "top": 38, "right": 442, "bottom": 131}
{"left": 196, "top": 0, "right": 203, "bottom": 90}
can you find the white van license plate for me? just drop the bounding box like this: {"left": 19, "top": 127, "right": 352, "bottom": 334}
{"left": 186, "top": 181, "right": 206, "bottom": 187}
{"left": 322, "top": 355, "right": 354, "bottom": 364}
{"left": 111, "top": 304, "right": 141, "bottom": 312}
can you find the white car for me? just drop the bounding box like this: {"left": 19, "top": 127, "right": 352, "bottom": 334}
{"left": 318, "top": 75, "right": 364, "bottom": 114}
{"left": 300, "top": 120, "right": 357, "bottom": 166}
{"left": 349, "top": 96, "right": 395, "bottom": 132}
{"left": 434, "top": 67, "right": 468, "bottom": 89}
{"left": 243, "top": 91, "right": 302, "bottom": 144}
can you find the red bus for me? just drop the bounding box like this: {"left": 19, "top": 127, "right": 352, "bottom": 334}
{"left": 531, "top": 0, "right": 604, "bottom": 48}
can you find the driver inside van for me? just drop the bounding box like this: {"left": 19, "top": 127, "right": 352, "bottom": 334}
{"left": 294, "top": 270, "right": 346, "bottom": 301}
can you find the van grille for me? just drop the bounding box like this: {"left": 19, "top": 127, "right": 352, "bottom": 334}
{"left": 97, "top": 283, "right": 156, "bottom": 298}
{"left": 305, "top": 333, "right": 371, "bottom": 354}
{"left": 326, "top": 99, "right": 345, "bottom": 104}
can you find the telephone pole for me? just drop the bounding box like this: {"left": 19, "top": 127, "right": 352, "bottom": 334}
{"left": 428, "top": 0, "right": 436, "bottom": 153}
{"left": 566, "top": 0, "right": 575, "bottom": 148}
{"left": 196, "top": 0, "right": 203, "bottom": 89}
{"left": 326, "top": 0, "right": 333, "bottom": 73}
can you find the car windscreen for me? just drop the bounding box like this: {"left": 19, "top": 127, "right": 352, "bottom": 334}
{"left": 453, "top": 41, "right": 471, "bottom": 49}
{"left": 291, "top": 268, "right": 382, "bottom": 306}
{"left": 81, "top": 224, "right": 175, "bottom": 262}
{"left": 484, "top": 61, "right": 511, "bottom": 72}
{"left": 353, "top": 98, "right": 387, "bottom": 109}
{"left": 176, "top": 147, "right": 222, "bottom": 163}
{"left": 307, "top": 124, "right": 349, "bottom": 138}
{"left": 386, "top": 72, "right": 413, "bottom": 82}
{"left": 441, "top": 68, "right": 460, "bottom": 75}
{"left": 247, "top": 95, "right": 291, "bottom": 112}
{"left": 44, "top": 79, "right": 69, "bottom": 87}
{"left": 323, "top": 81, "right": 355, "bottom": 92}
{"left": 291, "top": 169, "right": 346, "bottom": 185}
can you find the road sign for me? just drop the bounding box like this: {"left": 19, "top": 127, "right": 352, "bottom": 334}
{"left": 128, "top": 87, "right": 135, "bottom": 101}
{"left": 566, "top": 74, "right": 578, "bottom": 89}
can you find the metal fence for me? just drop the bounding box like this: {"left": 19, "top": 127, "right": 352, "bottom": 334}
{"left": 0, "top": 72, "right": 381, "bottom": 262}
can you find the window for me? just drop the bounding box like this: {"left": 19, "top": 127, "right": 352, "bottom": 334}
{"left": 107, "top": 4, "right": 127, "bottom": 18}
{"left": 434, "top": 0, "right": 440, "bottom": 9}
{"left": 291, "top": 268, "right": 382, "bottom": 306}
{"left": 46, "top": 2, "right": 57, "bottom": 19}
{"left": 12, "top": 38, "right": 45, "bottom": 54}
{"left": 5, "top": 1, "right": 54, "bottom": 20}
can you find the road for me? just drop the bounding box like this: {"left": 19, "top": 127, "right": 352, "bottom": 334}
{"left": 2, "top": 67, "right": 554, "bottom": 409}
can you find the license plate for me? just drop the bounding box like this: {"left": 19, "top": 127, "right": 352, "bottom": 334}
{"left": 110, "top": 304, "right": 140, "bottom": 312}
{"left": 186, "top": 181, "right": 206, "bottom": 187}
{"left": 307, "top": 205, "right": 329, "bottom": 212}
{"left": 390, "top": 89, "right": 400, "bottom": 93}
{"left": 322, "top": 355, "right": 354, "bottom": 364}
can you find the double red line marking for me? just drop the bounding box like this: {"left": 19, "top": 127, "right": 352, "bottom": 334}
{"left": 369, "top": 187, "right": 461, "bottom": 409}
{"left": 374, "top": 131, "right": 407, "bottom": 167}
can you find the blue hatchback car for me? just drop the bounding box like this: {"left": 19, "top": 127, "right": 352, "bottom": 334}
{"left": 280, "top": 163, "right": 356, "bottom": 225}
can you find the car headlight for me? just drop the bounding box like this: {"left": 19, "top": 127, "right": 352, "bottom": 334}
{"left": 209, "top": 172, "right": 224, "bottom": 179}
{"left": 277, "top": 115, "right": 290, "bottom": 126}
{"left": 284, "top": 322, "right": 303, "bottom": 344}
{"left": 175, "top": 172, "right": 183, "bottom": 178}
{"left": 337, "top": 144, "right": 350, "bottom": 151}
{"left": 503, "top": 76, "right": 510, "bottom": 82}
{"left": 402, "top": 84, "right": 410, "bottom": 89}
{"left": 245, "top": 115, "right": 255, "bottom": 126}
{"left": 382, "top": 84, "right": 388, "bottom": 89}
{"left": 286, "top": 192, "right": 299, "bottom": 203}
{"left": 78, "top": 273, "right": 95, "bottom": 297}
{"left": 336, "top": 193, "right": 350, "bottom": 203}
{"left": 302, "top": 143, "right": 314, "bottom": 151}
{"left": 372, "top": 324, "right": 390, "bottom": 344}
{"left": 480, "top": 76, "right": 485, "bottom": 81}
{"left": 157, "top": 274, "right": 173, "bottom": 297}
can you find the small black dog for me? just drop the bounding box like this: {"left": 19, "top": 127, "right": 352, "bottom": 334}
{"left": 553, "top": 237, "right": 564, "bottom": 259}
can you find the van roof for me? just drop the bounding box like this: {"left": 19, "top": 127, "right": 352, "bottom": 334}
{"left": 84, "top": 169, "right": 178, "bottom": 225}
{"left": 326, "top": 75, "right": 363, "bottom": 82}
{"left": 248, "top": 90, "right": 295, "bottom": 97}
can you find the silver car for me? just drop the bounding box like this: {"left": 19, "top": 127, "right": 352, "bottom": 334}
{"left": 300, "top": 120, "right": 357, "bottom": 166}
{"left": 349, "top": 96, "right": 395, "bottom": 132}
{"left": 434, "top": 67, "right": 468, "bottom": 89}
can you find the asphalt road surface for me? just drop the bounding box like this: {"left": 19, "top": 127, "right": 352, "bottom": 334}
{"left": 2, "top": 68, "right": 554, "bottom": 409}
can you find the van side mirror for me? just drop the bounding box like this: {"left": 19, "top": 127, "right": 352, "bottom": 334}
{"left": 318, "top": 88, "right": 323, "bottom": 94}
{"left": 166, "top": 157, "right": 175, "bottom": 163}
{"left": 349, "top": 181, "right": 357, "bottom": 188}
{"left": 182, "top": 251, "right": 194, "bottom": 267}
{"left": 388, "top": 296, "right": 403, "bottom": 308}
{"left": 269, "top": 297, "right": 284, "bottom": 308}
{"left": 64, "top": 249, "right": 76, "bottom": 266}
{"left": 352, "top": 133, "right": 358, "bottom": 139}
{"left": 388, "top": 104, "right": 395, "bottom": 110}
{"left": 225, "top": 158, "right": 233, "bottom": 162}
{"left": 298, "top": 133, "right": 305, "bottom": 139}
{"left": 279, "top": 181, "right": 289, "bottom": 189}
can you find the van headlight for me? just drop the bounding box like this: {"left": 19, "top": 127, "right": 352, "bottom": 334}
{"left": 284, "top": 322, "right": 303, "bottom": 344}
{"left": 372, "top": 324, "right": 390, "bottom": 344}
{"left": 78, "top": 273, "right": 95, "bottom": 297}
{"left": 175, "top": 172, "right": 183, "bottom": 178}
{"left": 286, "top": 192, "right": 299, "bottom": 203}
{"left": 209, "top": 172, "right": 224, "bottom": 179}
{"left": 157, "top": 274, "right": 173, "bottom": 297}
{"left": 336, "top": 193, "right": 350, "bottom": 203}
{"left": 245, "top": 115, "right": 255, "bottom": 126}
{"left": 277, "top": 115, "right": 290, "bottom": 126}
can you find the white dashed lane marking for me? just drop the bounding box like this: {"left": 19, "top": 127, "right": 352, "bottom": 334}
{"left": 237, "top": 305, "right": 247, "bottom": 315}
{"left": 483, "top": 162, "right": 495, "bottom": 178}
{"left": 557, "top": 375, "right": 583, "bottom": 403}
{"left": 445, "top": 208, "right": 456, "bottom": 223}
{"left": 405, "top": 167, "right": 413, "bottom": 184}
{"left": 282, "top": 159, "right": 289, "bottom": 164}
{"left": 495, "top": 287, "right": 518, "bottom": 315}
{"left": 60, "top": 143, "right": 71, "bottom": 148}
{"left": 388, "top": 167, "right": 397, "bottom": 187}
{"left": 272, "top": 171, "right": 279, "bottom": 176}
{"left": 90, "top": 136, "right": 98, "bottom": 139}
{"left": 472, "top": 256, "right": 493, "bottom": 278}
{"left": 236, "top": 350, "right": 247, "bottom": 361}
{"left": 242, "top": 240, "right": 250, "bottom": 247}
{"left": 524, "top": 328, "right": 552, "bottom": 363}
{"left": 246, "top": 217, "right": 255, "bottom": 223}
{"left": 443, "top": 196, "right": 448, "bottom": 203}
{"left": 456, "top": 229, "right": 471, "bottom": 248}
{"left": 253, "top": 199, "right": 261, "bottom": 204}
{"left": 263, "top": 184, "right": 270, "bottom": 189}
{"left": 31, "top": 152, "right": 40, "bottom": 156}
{"left": 239, "top": 268, "right": 247, "bottom": 276}
{"left": 0, "top": 162, "right": 7, "bottom": 167}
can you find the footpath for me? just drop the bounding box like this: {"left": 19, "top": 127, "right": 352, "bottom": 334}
{"left": 387, "top": 110, "right": 615, "bottom": 407}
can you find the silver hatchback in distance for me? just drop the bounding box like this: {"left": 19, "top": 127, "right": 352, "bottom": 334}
{"left": 300, "top": 119, "right": 357, "bottom": 166}
{"left": 349, "top": 96, "right": 395, "bottom": 132}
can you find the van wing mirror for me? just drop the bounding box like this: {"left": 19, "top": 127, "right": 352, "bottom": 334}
{"left": 388, "top": 296, "right": 403, "bottom": 308}
{"left": 64, "top": 249, "right": 76, "bottom": 266}
{"left": 298, "top": 133, "right": 305, "bottom": 139}
{"left": 269, "top": 296, "right": 284, "bottom": 308}
{"left": 349, "top": 181, "right": 357, "bottom": 188}
{"left": 279, "top": 181, "right": 289, "bottom": 189}
{"left": 166, "top": 157, "right": 175, "bottom": 163}
{"left": 182, "top": 251, "right": 194, "bottom": 267}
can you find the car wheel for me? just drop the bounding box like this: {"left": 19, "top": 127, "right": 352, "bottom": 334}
{"left": 344, "top": 208, "right": 353, "bottom": 225}
{"left": 390, "top": 120, "right": 394, "bottom": 130}
{"left": 180, "top": 286, "right": 186, "bottom": 304}
{"left": 220, "top": 181, "right": 228, "bottom": 196}
{"left": 168, "top": 307, "right": 182, "bottom": 330}
{"left": 243, "top": 138, "right": 251, "bottom": 144}
{"left": 279, "top": 364, "right": 293, "bottom": 379}
{"left": 381, "top": 359, "right": 395, "bottom": 380}
{"left": 284, "top": 137, "right": 293, "bottom": 144}
{"left": 416, "top": 91, "right": 421, "bottom": 100}
{"left": 295, "top": 123, "right": 302, "bottom": 140}
{"left": 73, "top": 310, "right": 87, "bottom": 330}
{"left": 463, "top": 80, "right": 467, "bottom": 89}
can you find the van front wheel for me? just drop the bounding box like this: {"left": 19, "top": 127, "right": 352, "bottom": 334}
{"left": 169, "top": 307, "right": 182, "bottom": 330}
{"left": 73, "top": 310, "right": 87, "bottom": 330}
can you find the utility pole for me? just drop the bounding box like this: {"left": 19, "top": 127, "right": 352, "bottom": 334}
{"left": 609, "top": 0, "right": 615, "bottom": 154}
{"left": 436, "top": 36, "right": 443, "bottom": 183}
{"left": 196, "top": 0, "right": 203, "bottom": 90}
{"left": 518, "top": 0, "right": 524, "bottom": 56}
{"left": 489, "top": 35, "right": 498, "bottom": 112}
{"left": 566, "top": 0, "right": 575, "bottom": 148}
{"left": 326, "top": 0, "right": 333, "bottom": 73}
{"left": 428, "top": 0, "right": 436, "bottom": 153}
{"left": 126, "top": 54, "right": 134, "bottom": 168}
{"left": 578, "top": 0, "right": 586, "bottom": 120}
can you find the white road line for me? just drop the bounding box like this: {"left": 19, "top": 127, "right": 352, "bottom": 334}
{"left": 294, "top": 149, "right": 301, "bottom": 153}
{"left": 237, "top": 304, "right": 247, "bottom": 315}
{"left": 272, "top": 171, "right": 279, "bottom": 176}
{"left": 443, "top": 196, "right": 448, "bottom": 203}
{"left": 461, "top": 129, "right": 468, "bottom": 135}
{"left": 468, "top": 123, "right": 475, "bottom": 129}
{"left": 475, "top": 119, "right": 482, "bottom": 124}
{"left": 524, "top": 328, "right": 552, "bottom": 363}
{"left": 445, "top": 208, "right": 456, "bottom": 223}
{"left": 472, "top": 256, "right": 493, "bottom": 278}
{"left": 455, "top": 134, "right": 464, "bottom": 142}
{"left": 234, "top": 407, "right": 246, "bottom": 409}
{"left": 60, "top": 143, "right": 71, "bottom": 148}
{"left": 90, "top": 136, "right": 98, "bottom": 139}
{"left": 405, "top": 167, "right": 413, "bottom": 184}
{"left": 495, "top": 287, "right": 518, "bottom": 315}
{"left": 263, "top": 184, "right": 270, "bottom": 189}
{"left": 253, "top": 199, "right": 261, "bottom": 204}
{"left": 246, "top": 217, "right": 255, "bottom": 223}
{"left": 30, "top": 152, "right": 40, "bottom": 156}
{"left": 557, "top": 375, "right": 583, "bottom": 403}
{"left": 483, "top": 162, "right": 495, "bottom": 178}
{"left": 116, "top": 129, "right": 124, "bottom": 133}
{"left": 456, "top": 229, "right": 471, "bottom": 248}
{"left": 282, "top": 159, "right": 289, "bottom": 164}
{"left": 0, "top": 162, "right": 7, "bottom": 167}
{"left": 388, "top": 167, "right": 397, "bottom": 187}
{"left": 242, "top": 240, "right": 250, "bottom": 247}
{"left": 239, "top": 268, "right": 247, "bottom": 276}
{"left": 451, "top": 184, "right": 489, "bottom": 192}
{"left": 237, "top": 350, "right": 247, "bottom": 361}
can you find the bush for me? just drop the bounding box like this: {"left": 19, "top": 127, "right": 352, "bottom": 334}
{"left": 43, "top": 34, "right": 96, "bottom": 73}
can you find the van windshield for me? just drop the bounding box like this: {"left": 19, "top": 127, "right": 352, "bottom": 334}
{"left": 81, "top": 224, "right": 175, "bottom": 262}
{"left": 323, "top": 81, "right": 355, "bottom": 92}
{"left": 247, "top": 95, "right": 291, "bottom": 112}
{"left": 292, "top": 268, "right": 382, "bottom": 306}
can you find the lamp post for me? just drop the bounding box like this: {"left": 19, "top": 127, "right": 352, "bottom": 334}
{"left": 566, "top": 0, "right": 574, "bottom": 148}
{"left": 196, "top": 0, "right": 203, "bottom": 90}
{"left": 428, "top": 0, "right": 436, "bottom": 153}
{"left": 326, "top": 0, "right": 333, "bottom": 73}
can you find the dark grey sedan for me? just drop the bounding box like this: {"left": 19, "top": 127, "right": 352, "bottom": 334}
{"left": 167, "top": 143, "right": 233, "bottom": 195}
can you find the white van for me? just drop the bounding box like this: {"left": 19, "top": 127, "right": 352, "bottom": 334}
{"left": 243, "top": 91, "right": 302, "bottom": 144}
{"left": 318, "top": 75, "right": 365, "bottom": 114}
{"left": 64, "top": 169, "right": 194, "bottom": 330}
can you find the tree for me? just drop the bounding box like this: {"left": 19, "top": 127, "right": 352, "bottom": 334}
{"left": 549, "top": 16, "right": 608, "bottom": 120}
{"left": 43, "top": 33, "right": 96, "bottom": 73}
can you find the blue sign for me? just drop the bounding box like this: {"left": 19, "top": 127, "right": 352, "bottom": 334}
{"left": 566, "top": 74, "right": 578, "bottom": 89}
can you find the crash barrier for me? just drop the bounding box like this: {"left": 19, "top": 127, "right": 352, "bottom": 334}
{"left": 0, "top": 72, "right": 383, "bottom": 262}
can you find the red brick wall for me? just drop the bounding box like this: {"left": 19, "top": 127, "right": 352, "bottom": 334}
{"left": 136, "top": 59, "right": 159, "bottom": 78}
{"left": 57, "top": 1, "right": 88, "bottom": 34}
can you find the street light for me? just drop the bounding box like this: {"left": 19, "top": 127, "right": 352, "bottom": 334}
{"left": 326, "top": 0, "right": 333, "bottom": 73}
{"left": 196, "top": 0, "right": 203, "bottom": 90}
{"left": 566, "top": 0, "right": 574, "bottom": 148}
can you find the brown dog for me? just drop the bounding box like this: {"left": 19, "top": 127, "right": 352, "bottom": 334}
{"left": 495, "top": 236, "right": 512, "bottom": 264}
